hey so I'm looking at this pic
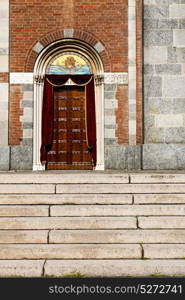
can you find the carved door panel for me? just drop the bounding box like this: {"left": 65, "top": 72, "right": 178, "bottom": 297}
{"left": 46, "top": 86, "right": 93, "bottom": 170}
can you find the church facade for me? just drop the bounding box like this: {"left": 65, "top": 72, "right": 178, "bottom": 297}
{"left": 1, "top": 0, "right": 185, "bottom": 171}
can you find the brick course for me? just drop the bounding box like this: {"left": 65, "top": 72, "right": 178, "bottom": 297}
{"left": 9, "top": 85, "right": 23, "bottom": 145}
{"left": 0, "top": 73, "right": 9, "bottom": 83}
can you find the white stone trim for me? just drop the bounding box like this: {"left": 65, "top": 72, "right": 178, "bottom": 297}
{"left": 128, "top": 0, "right": 136, "bottom": 145}
{"left": 33, "top": 42, "right": 44, "bottom": 54}
{"left": 104, "top": 72, "right": 128, "bottom": 84}
{"left": 94, "top": 42, "right": 105, "bottom": 53}
{"left": 10, "top": 73, "right": 34, "bottom": 84}
{"left": 64, "top": 29, "right": 74, "bottom": 38}
{"left": 0, "top": 1, "right": 9, "bottom": 146}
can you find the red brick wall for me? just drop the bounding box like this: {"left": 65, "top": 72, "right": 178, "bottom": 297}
{"left": 9, "top": 0, "right": 143, "bottom": 148}
{"left": 10, "top": 0, "right": 128, "bottom": 73}
{"left": 0, "top": 73, "right": 9, "bottom": 83}
{"left": 115, "top": 85, "right": 129, "bottom": 144}
{"left": 9, "top": 85, "right": 23, "bottom": 145}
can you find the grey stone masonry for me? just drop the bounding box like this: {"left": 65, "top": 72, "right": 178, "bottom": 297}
{"left": 0, "top": 146, "right": 9, "bottom": 170}
{"left": 144, "top": 0, "right": 185, "bottom": 165}
{"left": 10, "top": 146, "right": 33, "bottom": 170}
{"left": 20, "top": 84, "right": 33, "bottom": 146}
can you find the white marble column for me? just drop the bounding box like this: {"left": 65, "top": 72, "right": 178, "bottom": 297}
{"left": 128, "top": 0, "right": 137, "bottom": 145}
{"left": 0, "top": 0, "right": 9, "bottom": 146}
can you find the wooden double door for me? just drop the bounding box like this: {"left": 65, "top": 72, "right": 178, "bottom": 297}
{"left": 46, "top": 85, "right": 93, "bottom": 170}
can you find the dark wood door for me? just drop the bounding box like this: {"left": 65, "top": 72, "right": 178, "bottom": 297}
{"left": 46, "top": 85, "right": 93, "bottom": 170}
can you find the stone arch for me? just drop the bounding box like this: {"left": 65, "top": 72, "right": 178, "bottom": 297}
{"left": 25, "top": 29, "right": 111, "bottom": 72}
{"left": 33, "top": 36, "right": 105, "bottom": 171}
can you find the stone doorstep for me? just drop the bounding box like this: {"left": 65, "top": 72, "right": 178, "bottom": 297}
{"left": 0, "top": 172, "right": 129, "bottom": 184}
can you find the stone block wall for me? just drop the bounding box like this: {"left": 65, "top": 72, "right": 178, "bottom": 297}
{"left": 144, "top": 0, "right": 185, "bottom": 169}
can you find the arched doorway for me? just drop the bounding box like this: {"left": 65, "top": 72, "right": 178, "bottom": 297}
{"left": 33, "top": 39, "right": 104, "bottom": 171}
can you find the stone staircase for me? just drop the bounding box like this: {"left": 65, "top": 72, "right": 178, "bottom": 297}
{"left": 0, "top": 171, "right": 185, "bottom": 277}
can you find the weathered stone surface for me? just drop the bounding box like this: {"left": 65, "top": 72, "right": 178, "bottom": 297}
{"left": 155, "top": 64, "right": 181, "bottom": 74}
{"left": 145, "top": 97, "right": 174, "bottom": 115}
{"left": 0, "top": 173, "right": 129, "bottom": 183}
{"left": 144, "top": 47, "right": 167, "bottom": 64}
{"left": 131, "top": 173, "right": 185, "bottom": 183}
{"left": 163, "top": 76, "right": 185, "bottom": 97}
{"left": 0, "top": 205, "right": 48, "bottom": 216}
{"left": 144, "top": 244, "right": 185, "bottom": 259}
{"left": 44, "top": 260, "right": 185, "bottom": 277}
{"left": 144, "top": 64, "right": 154, "bottom": 74}
{"left": 173, "top": 29, "right": 185, "bottom": 47}
{"left": 0, "top": 194, "right": 132, "bottom": 205}
{"left": 134, "top": 194, "right": 185, "bottom": 204}
{"left": 0, "top": 184, "right": 55, "bottom": 194}
{"left": 163, "top": 128, "right": 185, "bottom": 143}
{"left": 104, "top": 84, "right": 117, "bottom": 92}
{"left": 158, "top": 19, "right": 178, "bottom": 29}
{"left": 143, "top": 144, "right": 185, "bottom": 169}
{"left": 10, "top": 146, "right": 32, "bottom": 170}
{"left": 169, "top": 4, "right": 185, "bottom": 19}
{"left": 167, "top": 47, "right": 185, "bottom": 63}
{"left": 144, "top": 5, "right": 169, "bottom": 19}
{"left": 50, "top": 204, "right": 185, "bottom": 216}
{"left": 155, "top": 114, "right": 183, "bottom": 127}
{"left": 105, "top": 145, "right": 141, "bottom": 170}
{"left": 173, "top": 99, "right": 185, "bottom": 113}
{"left": 0, "top": 146, "right": 9, "bottom": 170}
{"left": 0, "top": 260, "right": 44, "bottom": 277}
{"left": 144, "top": 30, "right": 173, "bottom": 46}
{"left": 0, "top": 244, "right": 141, "bottom": 259}
{"left": 0, "top": 230, "right": 48, "bottom": 243}
{"left": 138, "top": 217, "right": 185, "bottom": 229}
{"left": 144, "top": 76, "right": 162, "bottom": 97}
{"left": 56, "top": 183, "right": 185, "bottom": 194}
{"left": 144, "top": 127, "right": 164, "bottom": 143}
{"left": 0, "top": 217, "right": 137, "bottom": 230}
{"left": 50, "top": 229, "right": 185, "bottom": 244}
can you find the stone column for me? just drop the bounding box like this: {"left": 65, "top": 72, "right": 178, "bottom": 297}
{"left": 128, "top": 0, "right": 137, "bottom": 145}
{"left": 0, "top": 0, "right": 9, "bottom": 170}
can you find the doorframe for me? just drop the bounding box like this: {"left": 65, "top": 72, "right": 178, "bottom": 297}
{"left": 33, "top": 39, "right": 105, "bottom": 171}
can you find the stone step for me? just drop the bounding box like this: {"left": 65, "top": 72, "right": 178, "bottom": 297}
{"left": 0, "top": 260, "right": 44, "bottom": 277}
{"left": 143, "top": 244, "right": 185, "bottom": 259}
{"left": 130, "top": 174, "right": 185, "bottom": 183}
{"left": 0, "top": 173, "right": 129, "bottom": 184}
{"left": 49, "top": 229, "right": 185, "bottom": 243}
{"left": 1, "top": 259, "right": 185, "bottom": 277}
{"left": 50, "top": 204, "right": 185, "bottom": 216}
{"left": 0, "top": 184, "right": 55, "bottom": 194}
{"left": 1, "top": 229, "right": 184, "bottom": 243}
{"left": 44, "top": 259, "right": 185, "bottom": 277}
{"left": 0, "top": 230, "right": 48, "bottom": 243}
{"left": 56, "top": 183, "right": 185, "bottom": 194}
{"left": 0, "top": 244, "right": 141, "bottom": 259}
{"left": 0, "top": 205, "right": 49, "bottom": 217}
{"left": 0, "top": 194, "right": 132, "bottom": 204}
{"left": 138, "top": 216, "right": 185, "bottom": 229}
{"left": 1, "top": 194, "right": 185, "bottom": 205}
{"left": 134, "top": 194, "right": 185, "bottom": 204}
{"left": 0, "top": 217, "right": 136, "bottom": 230}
